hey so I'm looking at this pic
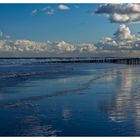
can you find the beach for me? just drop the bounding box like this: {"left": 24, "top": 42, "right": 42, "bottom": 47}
{"left": 0, "top": 59, "right": 140, "bottom": 136}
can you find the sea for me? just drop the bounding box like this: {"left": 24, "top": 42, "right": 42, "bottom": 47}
{"left": 0, "top": 58, "right": 140, "bottom": 136}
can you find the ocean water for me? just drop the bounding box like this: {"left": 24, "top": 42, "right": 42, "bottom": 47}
{"left": 0, "top": 59, "right": 140, "bottom": 136}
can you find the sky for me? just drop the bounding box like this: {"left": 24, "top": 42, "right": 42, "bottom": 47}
{"left": 0, "top": 4, "right": 113, "bottom": 43}
{"left": 0, "top": 3, "right": 140, "bottom": 57}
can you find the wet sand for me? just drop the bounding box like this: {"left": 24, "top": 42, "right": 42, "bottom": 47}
{"left": 0, "top": 61, "right": 140, "bottom": 136}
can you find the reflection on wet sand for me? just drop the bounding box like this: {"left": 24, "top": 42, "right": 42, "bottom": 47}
{"left": 0, "top": 73, "right": 107, "bottom": 109}
{"left": 100, "top": 66, "right": 140, "bottom": 135}
{"left": 20, "top": 114, "right": 61, "bottom": 136}
{"left": 10, "top": 100, "right": 61, "bottom": 136}
{"left": 1, "top": 62, "right": 140, "bottom": 136}
{"left": 62, "top": 107, "right": 72, "bottom": 121}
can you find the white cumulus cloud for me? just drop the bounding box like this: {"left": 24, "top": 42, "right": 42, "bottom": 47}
{"left": 79, "top": 44, "right": 97, "bottom": 52}
{"left": 96, "top": 24, "right": 140, "bottom": 51}
{"left": 95, "top": 4, "right": 140, "bottom": 23}
{"left": 0, "top": 38, "right": 98, "bottom": 57}
{"left": 113, "top": 24, "right": 135, "bottom": 40}
{"left": 57, "top": 41, "right": 76, "bottom": 53}
{"left": 1, "top": 24, "right": 140, "bottom": 57}
{"left": 58, "top": 4, "right": 70, "bottom": 10}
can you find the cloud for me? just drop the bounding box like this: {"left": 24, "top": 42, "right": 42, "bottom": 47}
{"left": 0, "top": 40, "right": 14, "bottom": 51}
{"left": 79, "top": 44, "right": 97, "bottom": 52}
{"left": 113, "top": 24, "right": 135, "bottom": 40}
{"left": 95, "top": 4, "right": 140, "bottom": 23}
{"left": 0, "top": 37, "right": 98, "bottom": 57}
{"left": 31, "top": 6, "right": 55, "bottom": 16}
{"left": 57, "top": 41, "right": 76, "bottom": 53}
{"left": 13, "top": 40, "right": 48, "bottom": 52}
{"left": 31, "top": 9, "right": 38, "bottom": 15}
{"left": 96, "top": 24, "right": 140, "bottom": 51}
{"left": 1, "top": 24, "right": 140, "bottom": 57}
{"left": 42, "top": 6, "right": 54, "bottom": 15}
{"left": 58, "top": 4, "right": 70, "bottom": 10}
{"left": 31, "top": 4, "right": 71, "bottom": 16}
{"left": 0, "top": 31, "right": 3, "bottom": 37}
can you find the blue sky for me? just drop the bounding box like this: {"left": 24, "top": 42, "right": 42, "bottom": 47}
{"left": 1, "top": 4, "right": 140, "bottom": 57}
{"left": 0, "top": 4, "right": 122, "bottom": 44}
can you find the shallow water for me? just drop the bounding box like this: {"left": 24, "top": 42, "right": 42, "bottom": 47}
{"left": 0, "top": 59, "right": 140, "bottom": 136}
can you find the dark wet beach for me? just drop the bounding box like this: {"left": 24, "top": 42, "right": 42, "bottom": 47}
{"left": 0, "top": 59, "right": 140, "bottom": 136}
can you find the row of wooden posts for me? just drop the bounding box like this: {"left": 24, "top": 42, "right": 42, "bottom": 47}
{"left": 1, "top": 57, "right": 140, "bottom": 65}
{"left": 45, "top": 58, "right": 140, "bottom": 65}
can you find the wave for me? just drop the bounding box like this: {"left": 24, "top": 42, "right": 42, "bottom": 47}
{"left": 0, "top": 58, "right": 88, "bottom": 66}
{"left": 0, "top": 65, "right": 74, "bottom": 80}
{"left": 0, "top": 70, "right": 71, "bottom": 80}
{"left": 0, "top": 58, "right": 49, "bottom": 66}
{"left": 0, "top": 73, "right": 107, "bottom": 109}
